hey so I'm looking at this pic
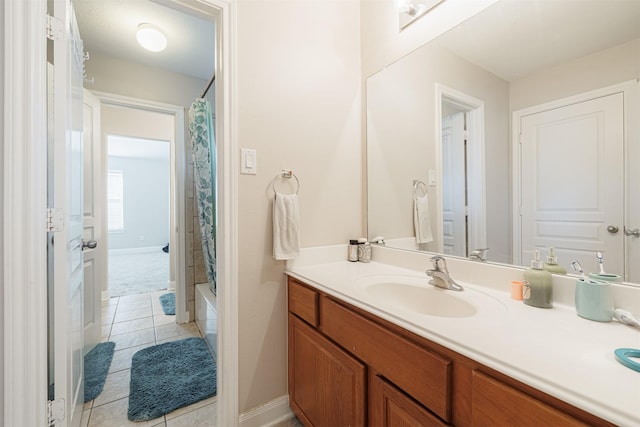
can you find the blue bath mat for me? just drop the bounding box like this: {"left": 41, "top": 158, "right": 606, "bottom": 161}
{"left": 128, "top": 337, "right": 216, "bottom": 421}
{"left": 159, "top": 292, "right": 175, "bottom": 315}
{"left": 84, "top": 341, "right": 116, "bottom": 402}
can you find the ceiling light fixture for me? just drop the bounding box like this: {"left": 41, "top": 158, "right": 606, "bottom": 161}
{"left": 136, "top": 23, "right": 167, "bottom": 52}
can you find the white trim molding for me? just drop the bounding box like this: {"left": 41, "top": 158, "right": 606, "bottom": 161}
{"left": 239, "top": 395, "right": 294, "bottom": 427}
{"left": 3, "top": 0, "right": 49, "bottom": 425}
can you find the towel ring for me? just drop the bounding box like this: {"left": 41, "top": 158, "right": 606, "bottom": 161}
{"left": 272, "top": 170, "right": 300, "bottom": 195}
{"left": 413, "top": 179, "right": 428, "bottom": 197}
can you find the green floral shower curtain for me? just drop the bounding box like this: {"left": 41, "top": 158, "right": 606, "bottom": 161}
{"left": 189, "top": 99, "right": 216, "bottom": 292}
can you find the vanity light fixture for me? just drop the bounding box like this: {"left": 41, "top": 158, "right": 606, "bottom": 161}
{"left": 136, "top": 23, "right": 167, "bottom": 52}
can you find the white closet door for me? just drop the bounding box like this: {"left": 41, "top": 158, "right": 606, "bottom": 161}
{"left": 82, "top": 89, "right": 104, "bottom": 354}
{"left": 520, "top": 92, "right": 624, "bottom": 275}
{"left": 442, "top": 112, "right": 466, "bottom": 256}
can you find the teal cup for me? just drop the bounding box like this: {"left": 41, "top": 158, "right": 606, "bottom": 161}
{"left": 575, "top": 279, "right": 614, "bottom": 322}
{"left": 588, "top": 272, "right": 621, "bottom": 283}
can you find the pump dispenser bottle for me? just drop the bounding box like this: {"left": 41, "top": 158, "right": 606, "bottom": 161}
{"left": 543, "top": 247, "right": 567, "bottom": 275}
{"left": 523, "top": 249, "right": 553, "bottom": 308}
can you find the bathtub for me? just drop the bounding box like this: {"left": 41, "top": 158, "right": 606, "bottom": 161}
{"left": 195, "top": 283, "right": 217, "bottom": 359}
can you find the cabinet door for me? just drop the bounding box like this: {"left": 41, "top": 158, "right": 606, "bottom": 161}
{"left": 471, "top": 370, "right": 588, "bottom": 427}
{"left": 289, "top": 314, "right": 366, "bottom": 427}
{"left": 370, "top": 373, "right": 449, "bottom": 427}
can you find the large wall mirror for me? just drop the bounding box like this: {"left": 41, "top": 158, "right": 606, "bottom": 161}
{"left": 367, "top": 0, "right": 640, "bottom": 286}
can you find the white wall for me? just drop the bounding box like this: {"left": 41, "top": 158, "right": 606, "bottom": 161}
{"left": 236, "top": 0, "right": 362, "bottom": 413}
{"left": 108, "top": 155, "right": 170, "bottom": 250}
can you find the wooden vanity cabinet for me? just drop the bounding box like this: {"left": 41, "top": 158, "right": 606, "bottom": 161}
{"left": 287, "top": 276, "right": 614, "bottom": 427}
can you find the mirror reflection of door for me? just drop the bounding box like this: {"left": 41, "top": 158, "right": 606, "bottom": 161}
{"left": 439, "top": 88, "right": 486, "bottom": 258}
{"left": 517, "top": 91, "right": 624, "bottom": 276}
{"left": 441, "top": 111, "right": 467, "bottom": 256}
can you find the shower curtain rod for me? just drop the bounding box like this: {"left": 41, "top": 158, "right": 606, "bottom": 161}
{"left": 200, "top": 74, "right": 216, "bottom": 98}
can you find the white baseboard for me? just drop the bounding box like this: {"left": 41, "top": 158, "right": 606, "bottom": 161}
{"left": 101, "top": 290, "right": 110, "bottom": 301}
{"left": 239, "top": 395, "right": 293, "bottom": 427}
{"left": 168, "top": 280, "right": 176, "bottom": 291}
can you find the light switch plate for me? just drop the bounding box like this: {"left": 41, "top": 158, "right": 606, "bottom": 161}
{"left": 241, "top": 148, "right": 257, "bottom": 175}
{"left": 428, "top": 169, "right": 437, "bottom": 186}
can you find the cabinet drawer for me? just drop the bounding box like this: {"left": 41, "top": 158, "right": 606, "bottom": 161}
{"left": 322, "top": 296, "right": 452, "bottom": 422}
{"left": 288, "top": 278, "right": 318, "bottom": 327}
{"left": 471, "top": 370, "right": 588, "bottom": 427}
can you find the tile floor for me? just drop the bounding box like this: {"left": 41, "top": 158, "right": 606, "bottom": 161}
{"left": 80, "top": 290, "right": 218, "bottom": 427}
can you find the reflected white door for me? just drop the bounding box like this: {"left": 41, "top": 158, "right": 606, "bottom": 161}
{"left": 83, "top": 89, "right": 104, "bottom": 354}
{"left": 51, "top": 0, "right": 85, "bottom": 425}
{"left": 442, "top": 112, "right": 466, "bottom": 256}
{"left": 519, "top": 92, "right": 624, "bottom": 276}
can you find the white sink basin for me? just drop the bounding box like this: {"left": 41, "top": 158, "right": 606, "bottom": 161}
{"left": 355, "top": 274, "right": 505, "bottom": 318}
{"left": 366, "top": 282, "right": 477, "bottom": 317}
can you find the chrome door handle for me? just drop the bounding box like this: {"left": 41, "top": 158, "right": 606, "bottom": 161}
{"left": 624, "top": 227, "right": 640, "bottom": 238}
{"left": 607, "top": 225, "right": 619, "bottom": 234}
{"left": 82, "top": 240, "right": 97, "bottom": 250}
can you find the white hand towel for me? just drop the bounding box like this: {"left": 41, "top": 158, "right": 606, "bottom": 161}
{"left": 273, "top": 192, "right": 300, "bottom": 260}
{"left": 414, "top": 193, "right": 434, "bottom": 244}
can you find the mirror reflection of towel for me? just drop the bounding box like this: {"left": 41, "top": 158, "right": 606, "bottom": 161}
{"left": 414, "top": 194, "right": 433, "bottom": 244}
{"left": 273, "top": 192, "right": 300, "bottom": 260}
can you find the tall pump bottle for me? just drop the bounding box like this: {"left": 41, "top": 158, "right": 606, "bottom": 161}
{"left": 523, "top": 249, "right": 553, "bottom": 308}
{"left": 543, "top": 247, "right": 567, "bottom": 274}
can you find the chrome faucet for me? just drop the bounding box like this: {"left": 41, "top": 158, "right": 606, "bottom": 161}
{"left": 469, "top": 248, "right": 489, "bottom": 262}
{"left": 426, "top": 256, "right": 463, "bottom": 291}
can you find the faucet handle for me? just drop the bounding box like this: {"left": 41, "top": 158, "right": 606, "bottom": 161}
{"left": 430, "top": 255, "right": 448, "bottom": 272}
{"left": 470, "top": 248, "right": 489, "bottom": 261}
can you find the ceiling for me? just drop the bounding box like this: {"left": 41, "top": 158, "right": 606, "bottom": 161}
{"left": 74, "top": 0, "right": 216, "bottom": 81}
{"left": 436, "top": 0, "right": 640, "bottom": 82}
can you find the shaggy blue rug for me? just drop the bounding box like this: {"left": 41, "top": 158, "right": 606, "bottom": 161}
{"left": 84, "top": 342, "right": 116, "bottom": 402}
{"left": 159, "top": 293, "right": 175, "bottom": 315}
{"left": 128, "top": 337, "right": 216, "bottom": 421}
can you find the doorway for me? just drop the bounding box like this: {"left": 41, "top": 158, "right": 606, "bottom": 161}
{"left": 436, "top": 83, "right": 487, "bottom": 257}
{"left": 106, "top": 133, "right": 172, "bottom": 298}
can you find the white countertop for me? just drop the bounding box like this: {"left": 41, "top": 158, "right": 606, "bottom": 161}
{"left": 286, "top": 258, "right": 640, "bottom": 426}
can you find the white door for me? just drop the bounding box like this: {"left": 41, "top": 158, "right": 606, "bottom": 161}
{"left": 82, "top": 89, "right": 104, "bottom": 353}
{"left": 519, "top": 92, "right": 624, "bottom": 276}
{"left": 442, "top": 112, "right": 466, "bottom": 256}
{"left": 51, "top": 0, "right": 85, "bottom": 425}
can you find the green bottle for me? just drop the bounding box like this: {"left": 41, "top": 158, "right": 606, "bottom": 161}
{"left": 523, "top": 249, "right": 553, "bottom": 308}
{"left": 543, "top": 247, "right": 567, "bottom": 275}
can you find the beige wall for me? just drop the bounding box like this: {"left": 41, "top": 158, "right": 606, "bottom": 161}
{"left": 367, "top": 42, "right": 511, "bottom": 260}
{"left": 85, "top": 51, "right": 207, "bottom": 108}
{"left": 236, "top": 0, "right": 362, "bottom": 412}
{"left": 510, "top": 39, "right": 640, "bottom": 111}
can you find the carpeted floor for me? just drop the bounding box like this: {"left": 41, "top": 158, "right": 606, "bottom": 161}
{"left": 84, "top": 342, "right": 116, "bottom": 402}
{"left": 108, "top": 249, "right": 170, "bottom": 297}
{"left": 128, "top": 337, "right": 217, "bottom": 421}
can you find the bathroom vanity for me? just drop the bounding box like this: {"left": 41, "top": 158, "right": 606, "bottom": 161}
{"left": 286, "top": 247, "right": 640, "bottom": 426}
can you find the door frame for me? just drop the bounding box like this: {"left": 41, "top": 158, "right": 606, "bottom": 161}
{"left": 2, "top": 0, "right": 239, "bottom": 425}
{"left": 512, "top": 80, "right": 637, "bottom": 272}
{"left": 435, "top": 83, "right": 486, "bottom": 254}
{"left": 93, "top": 91, "right": 189, "bottom": 323}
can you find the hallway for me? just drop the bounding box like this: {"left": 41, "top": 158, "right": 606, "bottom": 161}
{"left": 81, "top": 290, "right": 217, "bottom": 426}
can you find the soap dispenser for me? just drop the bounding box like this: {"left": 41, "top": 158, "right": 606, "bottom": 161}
{"left": 543, "top": 247, "right": 567, "bottom": 275}
{"left": 523, "top": 249, "right": 553, "bottom": 308}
